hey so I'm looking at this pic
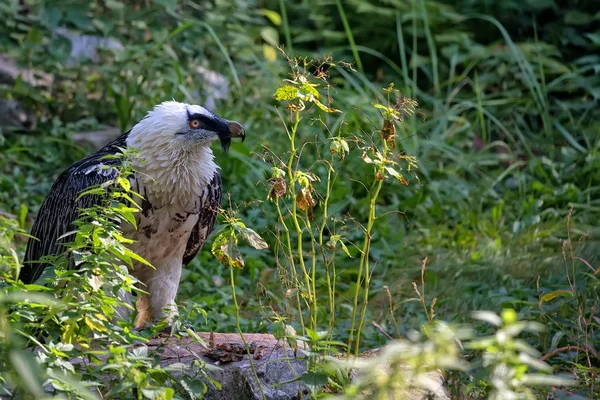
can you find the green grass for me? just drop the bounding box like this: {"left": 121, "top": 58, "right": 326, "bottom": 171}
{"left": 0, "top": 0, "right": 599, "bottom": 398}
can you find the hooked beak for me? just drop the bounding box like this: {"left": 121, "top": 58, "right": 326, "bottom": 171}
{"left": 228, "top": 121, "right": 246, "bottom": 142}
{"left": 218, "top": 119, "right": 245, "bottom": 153}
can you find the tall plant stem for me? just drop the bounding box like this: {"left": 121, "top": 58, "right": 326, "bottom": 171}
{"left": 348, "top": 151, "right": 386, "bottom": 356}
{"left": 319, "top": 161, "right": 336, "bottom": 337}
{"left": 286, "top": 112, "right": 316, "bottom": 331}
{"left": 353, "top": 177, "right": 384, "bottom": 355}
{"left": 275, "top": 198, "right": 305, "bottom": 335}
{"left": 305, "top": 216, "right": 318, "bottom": 335}
{"left": 348, "top": 174, "right": 384, "bottom": 356}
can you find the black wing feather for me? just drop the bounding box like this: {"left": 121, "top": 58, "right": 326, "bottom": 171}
{"left": 20, "top": 133, "right": 129, "bottom": 284}
{"left": 182, "top": 172, "right": 222, "bottom": 267}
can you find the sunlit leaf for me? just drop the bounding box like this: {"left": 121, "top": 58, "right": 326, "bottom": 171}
{"left": 259, "top": 9, "right": 282, "bottom": 25}
{"left": 273, "top": 85, "right": 298, "bottom": 101}
{"left": 539, "top": 290, "right": 574, "bottom": 304}
{"left": 262, "top": 45, "right": 277, "bottom": 62}
{"left": 85, "top": 315, "right": 107, "bottom": 332}
{"left": 117, "top": 176, "right": 131, "bottom": 191}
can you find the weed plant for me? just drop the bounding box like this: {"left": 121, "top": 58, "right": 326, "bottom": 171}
{"left": 0, "top": 0, "right": 598, "bottom": 398}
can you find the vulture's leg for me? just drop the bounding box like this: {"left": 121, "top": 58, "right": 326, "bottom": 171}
{"left": 135, "top": 294, "right": 152, "bottom": 329}
{"left": 137, "top": 259, "right": 182, "bottom": 329}
{"left": 152, "top": 262, "right": 181, "bottom": 322}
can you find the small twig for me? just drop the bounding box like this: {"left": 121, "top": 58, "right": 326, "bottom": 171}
{"left": 383, "top": 286, "right": 399, "bottom": 336}
{"left": 540, "top": 346, "right": 583, "bottom": 361}
{"left": 372, "top": 321, "right": 393, "bottom": 340}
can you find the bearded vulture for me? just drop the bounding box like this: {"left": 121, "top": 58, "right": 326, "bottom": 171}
{"left": 19, "top": 101, "right": 245, "bottom": 329}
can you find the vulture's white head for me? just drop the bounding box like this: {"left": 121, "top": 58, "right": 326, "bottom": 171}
{"left": 126, "top": 101, "right": 245, "bottom": 205}
{"left": 127, "top": 101, "right": 245, "bottom": 153}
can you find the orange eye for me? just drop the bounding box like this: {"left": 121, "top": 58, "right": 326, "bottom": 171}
{"left": 189, "top": 119, "right": 201, "bottom": 129}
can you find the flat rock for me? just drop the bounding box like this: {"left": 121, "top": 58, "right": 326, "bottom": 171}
{"left": 2, "top": 333, "right": 448, "bottom": 399}
{"left": 134, "top": 333, "right": 448, "bottom": 399}
{"left": 141, "top": 333, "right": 309, "bottom": 400}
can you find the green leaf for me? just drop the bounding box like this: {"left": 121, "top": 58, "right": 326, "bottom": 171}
{"left": 586, "top": 31, "right": 600, "bottom": 45}
{"left": 273, "top": 85, "right": 298, "bottom": 101}
{"left": 259, "top": 9, "right": 282, "bottom": 25}
{"left": 272, "top": 321, "right": 285, "bottom": 339}
{"left": 338, "top": 240, "right": 352, "bottom": 258}
{"left": 471, "top": 311, "right": 502, "bottom": 326}
{"left": 263, "top": 44, "right": 278, "bottom": 62}
{"left": 564, "top": 10, "right": 594, "bottom": 25}
{"left": 123, "top": 247, "right": 153, "bottom": 267}
{"left": 260, "top": 26, "right": 279, "bottom": 47}
{"left": 539, "top": 290, "right": 574, "bottom": 304}
{"left": 298, "top": 83, "right": 320, "bottom": 99}
{"left": 301, "top": 371, "right": 329, "bottom": 387}
{"left": 115, "top": 203, "right": 138, "bottom": 228}
{"left": 25, "top": 28, "right": 44, "bottom": 45}
{"left": 142, "top": 387, "right": 174, "bottom": 400}
{"left": 105, "top": 0, "right": 125, "bottom": 10}
{"left": 8, "top": 350, "right": 43, "bottom": 398}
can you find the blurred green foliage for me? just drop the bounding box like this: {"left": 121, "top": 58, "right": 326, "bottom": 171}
{"left": 0, "top": 0, "right": 598, "bottom": 398}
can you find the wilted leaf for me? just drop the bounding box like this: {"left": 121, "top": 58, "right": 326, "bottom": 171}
{"left": 297, "top": 187, "right": 316, "bottom": 216}
{"left": 312, "top": 98, "right": 342, "bottom": 113}
{"left": 268, "top": 177, "right": 286, "bottom": 200}
{"left": 381, "top": 119, "right": 396, "bottom": 148}
{"left": 385, "top": 166, "right": 409, "bottom": 184}
{"left": 211, "top": 230, "right": 244, "bottom": 269}
{"left": 239, "top": 226, "right": 269, "bottom": 250}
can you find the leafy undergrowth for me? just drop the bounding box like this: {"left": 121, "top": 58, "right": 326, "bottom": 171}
{"left": 1, "top": 0, "right": 599, "bottom": 398}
